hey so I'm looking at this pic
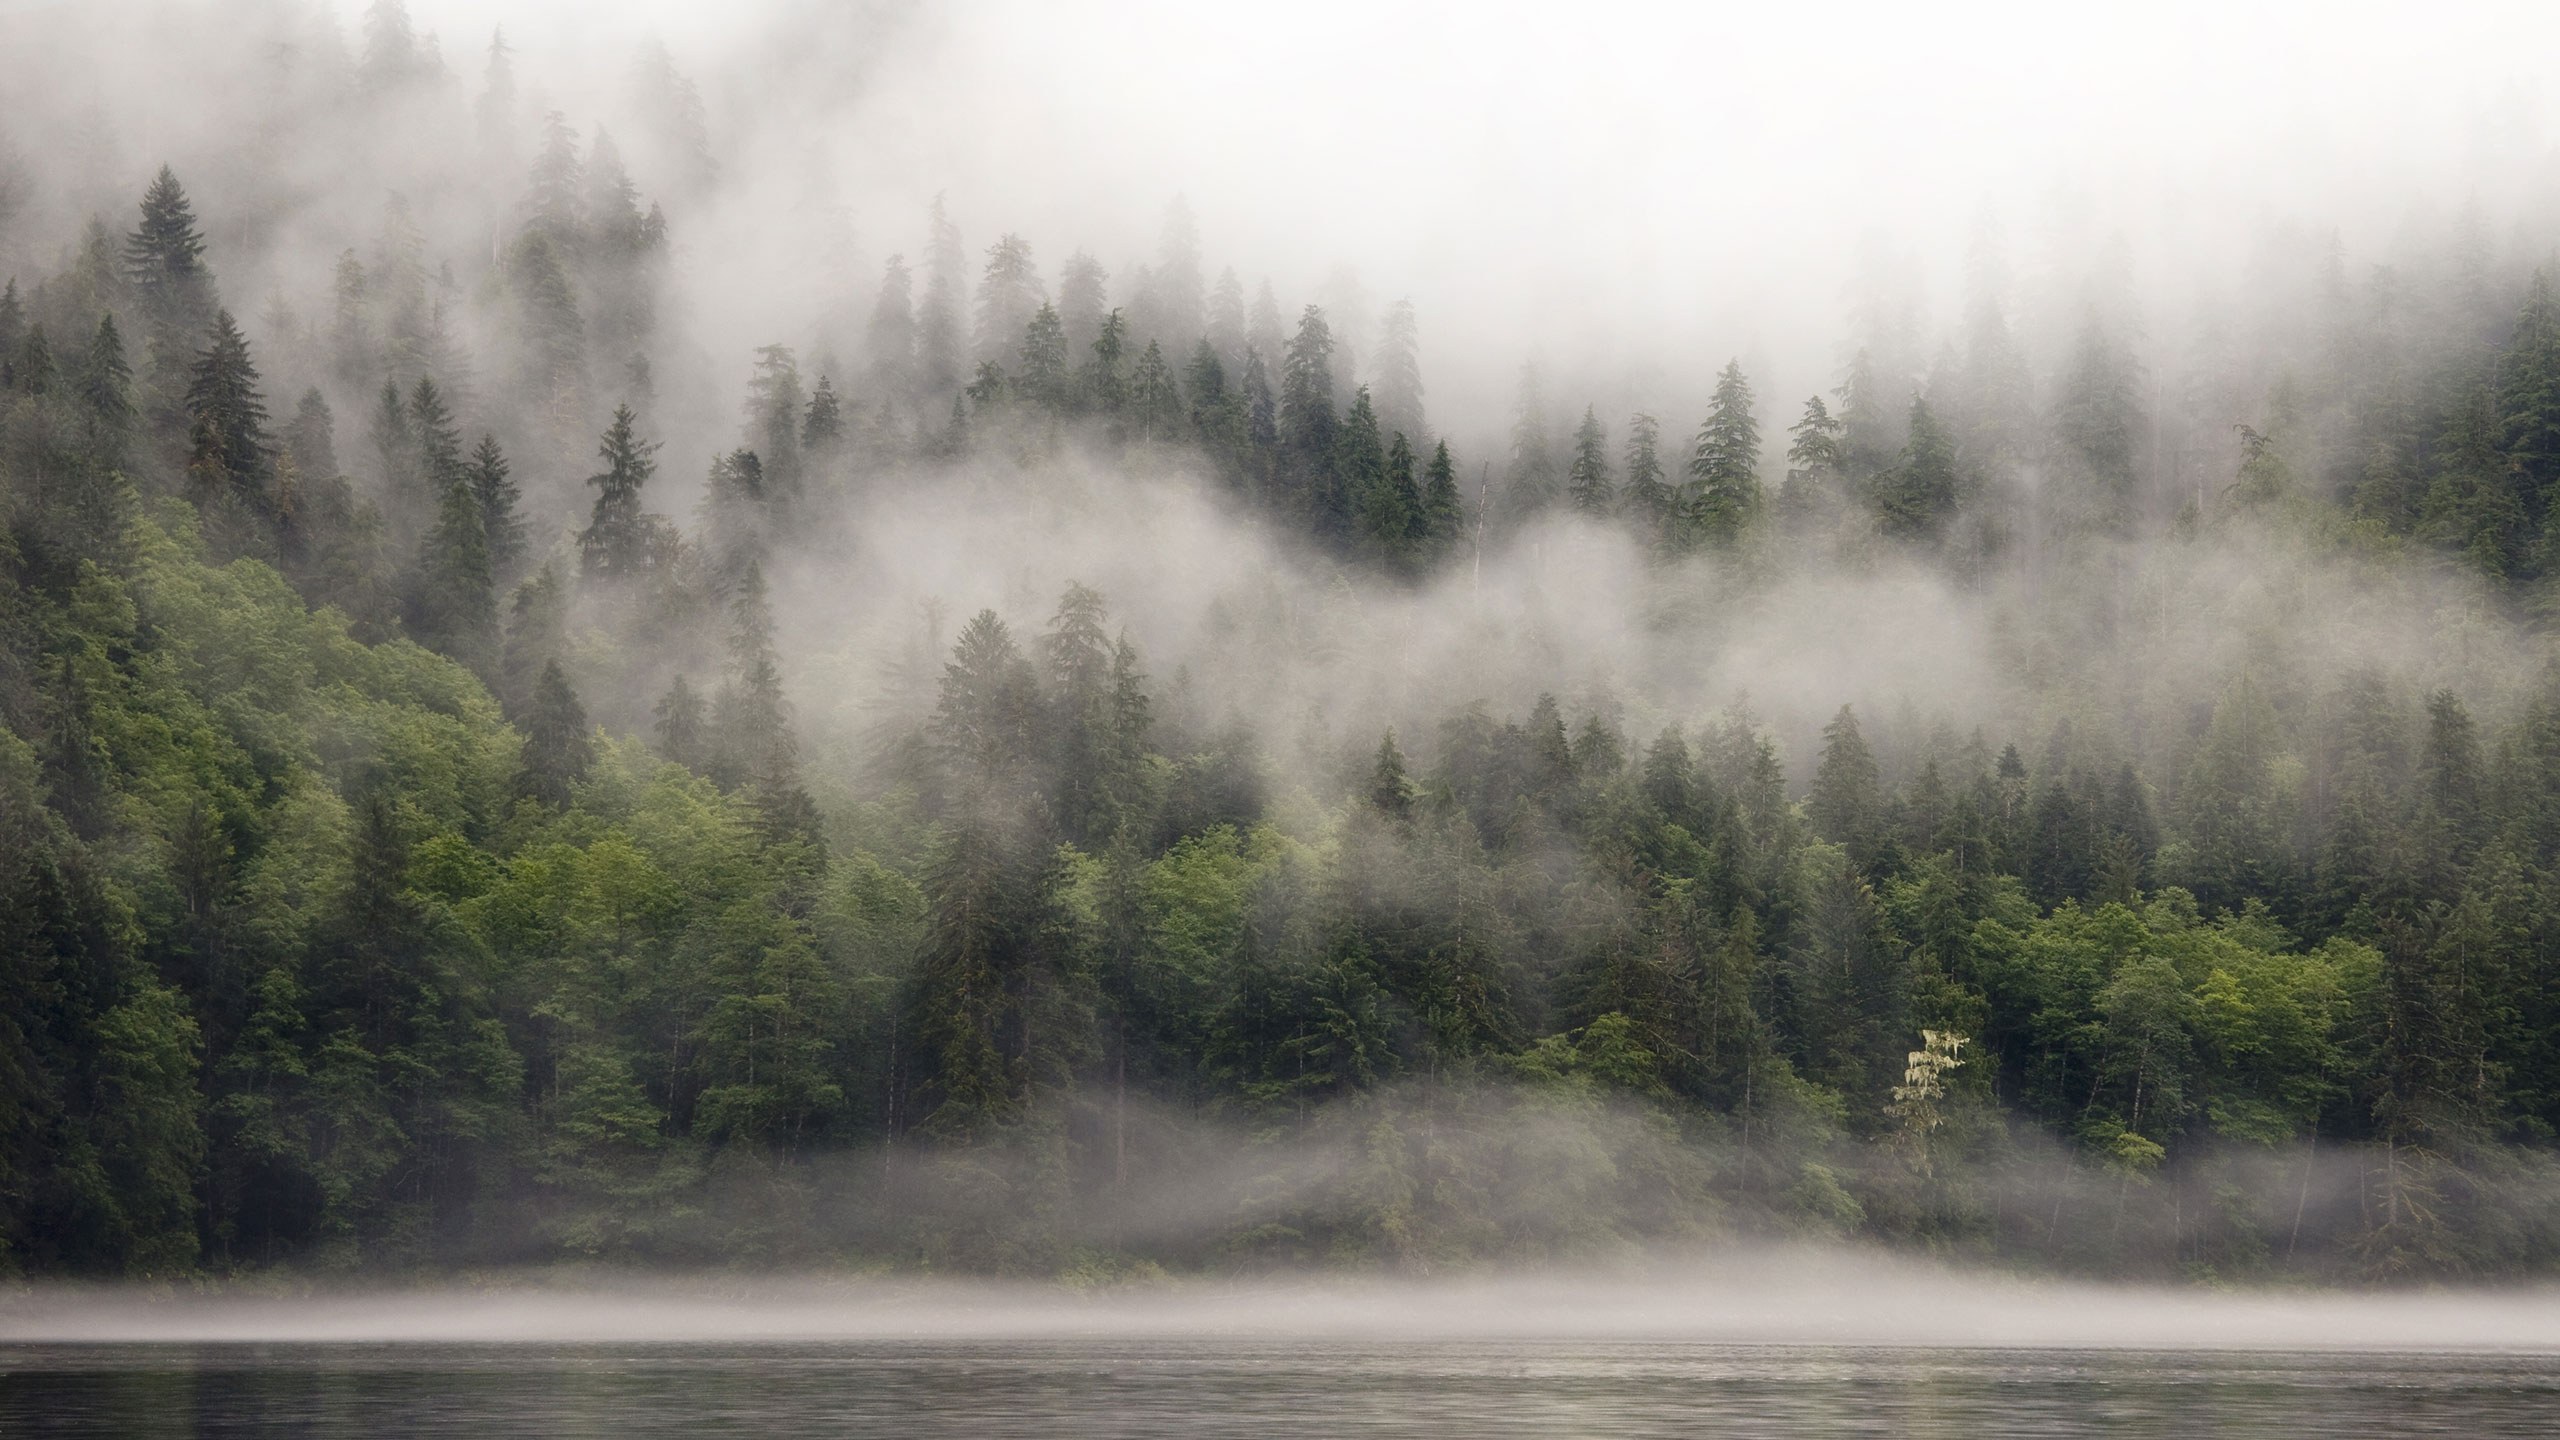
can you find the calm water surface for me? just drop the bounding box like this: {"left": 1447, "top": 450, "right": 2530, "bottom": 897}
{"left": 3, "top": 1340, "right": 2556, "bottom": 1437}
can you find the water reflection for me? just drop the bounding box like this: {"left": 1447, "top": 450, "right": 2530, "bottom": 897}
{"left": 4, "top": 1341, "right": 2557, "bottom": 1438}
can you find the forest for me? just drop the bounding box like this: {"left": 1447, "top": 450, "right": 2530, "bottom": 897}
{"left": 9, "top": 2, "right": 2560, "bottom": 1285}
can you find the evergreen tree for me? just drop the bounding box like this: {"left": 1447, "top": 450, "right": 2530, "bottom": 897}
{"left": 413, "top": 468, "right": 496, "bottom": 673}
{"left": 1369, "top": 731, "right": 1414, "bottom": 818}
{"left": 578, "top": 404, "right": 661, "bottom": 581}
{"left": 802, "top": 375, "right": 844, "bottom": 455}
{"left": 654, "top": 674, "right": 706, "bottom": 770}
{"left": 1127, "top": 339, "right": 1182, "bottom": 440}
{"left": 465, "top": 434, "right": 524, "bottom": 583}
{"left": 1503, "top": 364, "right": 1557, "bottom": 521}
{"left": 1567, "top": 405, "right": 1613, "bottom": 517}
{"left": 868, "top": 254, "right": 918, "bottom": 400}
{"left": 1809, "top": 705, "right": 1882, "bottom": 865}
{"left": 1420, "top": 438, "right": 1463, "bottom": 554}
{"left": 1373, "top": 298, "right": 1425, "bottom": 445}
{"left": 1780, "top": 395, "right": 1846, "bottom": 534}
{"left": 514, "top": 660, "right": 594, "bottom": 809}
{"left": 1685, "top": 360, "right": 1760, "bottom": 548}
{"left": 1621, "top": 412, "right": 1672, "bottom": 541}
{"left": 1874, "top": 395, "right": 1960, "bottom": 543}
{"left": 1015, "top": 303, "right": 1070, "bottom": 409}
{"left": 1280, "top": 306, "right": 1340, "bottom": 532}
{"left": 181, "top": 310, "right": 273, "bottom": 538}
{"left": 125, "top": 167, "right": 218, "bottom": 451}
{"left": 974, "top": 233, "right": 1043, "bottom": 366}
{"left": 919, "top": 197, "right": 968, "bottom": 396}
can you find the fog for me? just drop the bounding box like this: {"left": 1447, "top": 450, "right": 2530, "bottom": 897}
{"left": 12, "top": 0, "right": 2560, "bottom": 1293}
{"left": 10, "top": 1259, "right": 2560, "bottom": 1351}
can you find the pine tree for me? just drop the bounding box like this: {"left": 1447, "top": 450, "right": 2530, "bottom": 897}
{"left": 2501, "top": 270, "right": 2560, "bottom": 559}
{"left": 1685, "top": 359, "right": 1760, "bottom": 548}
{"left": 522, "top": 110, "right": 585, "bottom": 244}
{"left": 511, "top": 232, "right": 585, "bottom": 440}
{"left": 77, "top": 314, "right": 135, "bottom": 465}
{"left": 514, "top": 660, "right": 594, "bottom": 809}
{"left": 1567, "top": 405, "right": 1613, "bottom": 517}
{"left": 578, "top": 404, "right": 661, "bottom": 581}
{"left": 2051, "top": 316, "right": 2143, "bottom": 535}
{"left": 1377, "top": 432, "right": 1424, "bottom": 569}
{"left": 405, "top": 376, "right": 465, "bottom": 536}
{"left": 746, "top": 344, "right": 804, "bottom": 499}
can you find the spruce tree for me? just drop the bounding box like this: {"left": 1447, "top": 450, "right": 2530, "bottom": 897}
{"left": 466, "top": 434, "right": 524, "bottom": 583}
{"left": 1621, "top": 412, "right": 1672, "bottom": 541}
{"left": 1128, "top": 339, "right": 1182, "bottom": 440}
{"left": 182, "top": 310, "right": 273, "bottom": 534}
{"left": 1015, "top": 302, "right": 1069, "bottom": 408}
{"left": 1369, "top": 731, "right": 1414, "bottom": 818}
{"left": 1685, "top": 360, "right": 1760, "bottom": 548}
{"left": 1567, "top": 405, "right": 1613, "bottom": 517}
{"left": 1335, "top": 387, "right": 1389, "bottom": 554}
{"left": 413, "top": 471, "right": 497, "bottom": 674}
{"left": 974, "top": 233, "right": 1043, "bottom": 366}
{"left": 1875, "top": 395, "right": 1960, "bottom": 543}
{"left": 868, "top": 254, "right": 918, "bottom": 401}
{"left": 918, "top": 197, "right": 967, "bottom": 396}
{"left": 126, "top": 167, "right": 217, "bottom": 443}
{"left": 578, "top": 404, "right": 660, "bottom": 581}
{"left": 1780, "top": 394, "right": 1846, "bottom": 534}
{"left": 802, "top": 375, "right": 844, "bottom": 454}
{"left": 1373, "top": 298, "right": 1425, "bottom": 444}
{"left": 1421, "top": 438, "right": 1463, "bottom": 555}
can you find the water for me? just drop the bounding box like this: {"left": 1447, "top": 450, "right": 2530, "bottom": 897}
{"left": 5, "top": 1339, "right": 2558, "bottom": 1438}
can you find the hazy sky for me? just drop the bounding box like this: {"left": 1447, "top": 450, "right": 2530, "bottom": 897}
{"left": 336, "top": 0, "right": 2560, "bottom": 422}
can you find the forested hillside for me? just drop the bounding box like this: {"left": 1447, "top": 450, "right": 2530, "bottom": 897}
{"left": 10, "top": 2, "right": 2560, "bottom": 1283}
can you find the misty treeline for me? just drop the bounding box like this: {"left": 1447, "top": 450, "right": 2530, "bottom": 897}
{"left": 10, "top": 2, "right": 2560, "bottom": 1286}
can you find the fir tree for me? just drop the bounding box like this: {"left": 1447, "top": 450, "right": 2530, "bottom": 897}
{"left": 802, "top": 375, "right": 844, "bottom": 454}
{"left": 1369, "top": 731, "right": 1414, "bottom": 818}
{"left": 654, "top": 675, "right": 706, "bottom": 771}
{"left": 1127, "top": 339, "right": 1182, "bottom": 440}
{"left": 1421, "top": 438, "right": 1463, "bottom": 554}
{"left": 974, "top": 233, "right": 1043, "bottom": 366}
{"left": 1015, "top": 302, "right": 1070, "bottom": 409}
{"left": 1281, "top": 306, "right": 1339, "bottom": 529}
{"left": 1874, "top": 395, "right": 1960, "bottom": 543}
{"left": 1373, "top": 298, "right": 1425, "bottom": 445}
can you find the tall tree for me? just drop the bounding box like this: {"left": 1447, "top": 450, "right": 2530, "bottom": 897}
{"left": 578, "top": 404, "right": 661, "bottom": 582}
{"left": 1567, "top": 405, "right": 1613, "bottom": 517}
{"left": 1685, "top": 360, "right": 1760, "bottom": 548}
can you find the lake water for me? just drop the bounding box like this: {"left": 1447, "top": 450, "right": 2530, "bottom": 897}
{"left": 5, "top": 1339, "right": 2558, "bottom": 1437}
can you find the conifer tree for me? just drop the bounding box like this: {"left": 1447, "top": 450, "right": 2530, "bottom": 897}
{"left": 1057, "top": 251, "right": 1109, "bottom": 360}
{"left": 1621, "top": 412, "right": 1672, "bottom": 541}
{"left": 1369, "top": 731, "right": 1414, "bottom": 818}
{"left": 1015, "top": 302, "right": 1069, "bottom": 409}
{"left": 1685, "top": 360, "right": 1760, "bottom": 548}
{"left": 1421, "top": 438, "right": 1463, "bottom": 554}
{"left": 868, "top": 254, "right": 918, "bottom": 401}
{"left": 0, "top": 278, "right": 21, "bottom": 387}
{"left": 1809, "top": 705, "right": 1882, "bottom": 863}
{"left": 1503, "top": 364, "right": 1556, "bottom": 521}
{"left": 1373, "top": 298, "right": 1425, "bottom": 445}
{"left": 406, "top": 376, "right": 465, "bottom": 534}
{"left": 1874, "top": 395, "right": 1960, "bottom": 543}
{"left": 514, "top": 660, "right": 595, "bottom": 809}
{"left": 466, "top": 434, "right": 524, "bottom": 583}
{"left": 1780, "top": 394, "right": 1846, "bottom": 533}
{"left": 1567, "top": 405, "right": 1613, "bottom": 517}
{"left": 974, "top": 233, "right": 1043, "bottom": 366}
{"left": 578, "top": 404, "right": 660, "bottom": 581}
{"left": 1377, "top": 432, "right": 1424, "bottom": 568}
{"left": 77, "top": 314, "right": 134, "bottom": 466}
{"left": 1334, "top": 386, "right": 1389, "bottom": 552}
{"left": 182, "top": 310, "right": 273, "bottom": 535}
{"left": 654, "top": 674, "right": 706, "bottom": 770}
{"left": 918, "top": 197, "right": 967, "bottom": 396}
{"left": 1281, "top": 306, "right": 1340, "bottom": 530}
{"left": 413, "top": 469, "right": 496, "bottom": 674}
{"left": 1128, "top": 339, "right": 1182, "bottom": 441}
{"left": 802, "top": 375, "right": 844, "bottom": 455}
{"left": 2500, "top": 269, "right": 2560, "bottom": 556}
{"left": 1078, "top": 308, "right": 1127, "bottom": 413}
{"left": 126, "top": 167, "right": 218, "bottom": 453}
